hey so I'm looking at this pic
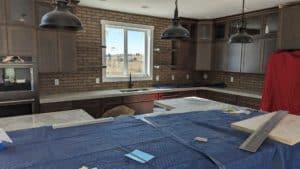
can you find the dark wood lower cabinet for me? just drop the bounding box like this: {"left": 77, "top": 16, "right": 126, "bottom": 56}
{"left": 236, "top": 96, "right": 261, "bottom": 110}
{"left": 39, "top": 90, "right": 262, "bottom": 118}
{"left": 158, "top": 91, "right": 196, "bottom": 100}
{"left": 40, "top": 94, "right": 157, "bottom": 118}
{"left": 197, "top": 90, "right": 261, "bottom": 110}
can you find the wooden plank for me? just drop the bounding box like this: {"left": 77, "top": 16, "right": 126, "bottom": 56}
{"left": 231, "top": 112, "right": 300, "bottom": 146}
{"left": 239, "top": 111, "right": 288, "bottom": 152}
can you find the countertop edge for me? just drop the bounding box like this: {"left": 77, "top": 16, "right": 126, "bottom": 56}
{"left": 40, "top": 87, "right": 262, "bottom": 104}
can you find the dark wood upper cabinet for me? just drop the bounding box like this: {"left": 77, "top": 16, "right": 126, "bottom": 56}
{"left": 196, "top": 22, "right": 213, "bottom": 41}
{"left": 245, "top": 16, "right": 262, "bottom": 36}
{"left": 229, "top": 16, "right": 262, "bottom": 37}
{"left": 279, "top": 4, "right": 300, "bottom": 49}
{"left": 6, "top": 0, "right": 35, "bottom": 26}
{"left": 58, "top": 32, "right": 77, "bottom": 73}
{"left": 7, "top": 26, "right": 36, "bottom": 56}
{"left": 261, "top": 38, "right": 277, "bottom": 73}
{"left": 0, "top": 0, "right": 6, "bottom": 23}
{"left": 0, "top": 25, "right": 7, "bottom": 55}
{"left": 38, "top": 30, "right": 59, "bottom": 73}
{"left": 229, "top": 20, "right": 240, "bottom": 37}
{"left": 196, "top": 42, "right": 212, "bottom": 71}
{"left": 214, "top": 22, "right": 227, "bottom": 40}
{"left": 227, "top": 43, "right": 242, "bottom": 72}
{"left": 264, "top": 13, "right": 278, "bottom": 35}
{"left": 241, "top": 40, "right": 262, "bottom": 73}
{"left": 213, "top": 41, "right": 228, "bottom": 71}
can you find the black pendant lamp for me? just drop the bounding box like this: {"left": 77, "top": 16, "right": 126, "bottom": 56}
{"left": 161, "top": 0, "right": 190, "bottom": 40}
{"left": 40, "top": 0, "right": 82, "bottom": 31}
{"left": 228, "top": 0, "right": 253, "bottom": 43}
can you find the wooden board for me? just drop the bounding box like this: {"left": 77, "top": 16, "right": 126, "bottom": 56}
{"left": 231, "top": 113, "right": 300, "bottom": 145}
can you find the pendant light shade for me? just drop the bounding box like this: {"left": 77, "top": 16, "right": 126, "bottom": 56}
{"left": 40, "top": 0, "right": 82, "bottom": 31}
{"left": 161, "top": 0, "right": 190, "bottom": 40}
{"left": 228, "top": 0, "right": 253, "bottom": 43}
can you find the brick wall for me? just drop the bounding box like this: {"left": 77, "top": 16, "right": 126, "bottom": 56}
{"left": 37, "top": 1, "right": 265, "bottom": 94}
{"left": 38, "top": 3, "right": 201, "bottom": 94}
{"left": 200, "top": 71, "right": 265, "bottom": 92}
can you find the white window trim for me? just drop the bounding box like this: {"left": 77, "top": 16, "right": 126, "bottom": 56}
{"left": 101, "top": 20, "right": 154, "bottom": 82}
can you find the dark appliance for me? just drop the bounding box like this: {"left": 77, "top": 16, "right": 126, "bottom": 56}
{"left": 0, "top": 56, "right": 37, "bottom": 117}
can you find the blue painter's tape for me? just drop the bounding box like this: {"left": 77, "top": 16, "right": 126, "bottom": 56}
{"left": 0, "top": 142, "right": 4, "bottom": 151}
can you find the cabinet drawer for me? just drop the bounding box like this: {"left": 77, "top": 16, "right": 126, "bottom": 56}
{"left": 40, "top": 102, "right": 72, "bottom": 113}
{"left": 205, "top": 91, "right": 237, "bottom": 105}
{"left": 158, "top": 92, "right": 182, "bottom": 100}
{"left": 123, "top": 94, "right": 157, "bottom": 103}
{"left": 236, "top": 96, "right": 261, "bottom": 110}
{"left": 125, "top": 102, "right": 154, "bottom": 115}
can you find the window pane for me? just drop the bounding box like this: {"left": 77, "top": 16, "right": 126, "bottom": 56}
{"left": 105, "top": 27, "right": 125, "bottom": 76}
{"left": 128, "top": 30, "right": 146, "bottom": 75}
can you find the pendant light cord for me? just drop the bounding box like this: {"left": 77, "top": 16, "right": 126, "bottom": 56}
{"left": 241, "top": 0, "right": 246, "bottom": 29}
{"left": 174, "top": 0, "right": 179, "bottom": 19}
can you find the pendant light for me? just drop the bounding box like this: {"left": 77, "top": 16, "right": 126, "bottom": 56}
{"left": 228, "top": 0, "right": 253, "bottom": 43}
{"left": 40, "top": 0, "right": 82, "bottom": 31}
{"left": 161, "top": 0, "right": 190, "bottom": 40}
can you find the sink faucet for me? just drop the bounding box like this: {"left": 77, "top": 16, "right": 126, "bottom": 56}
{"left": 128, "top": 73, "right": 133, "bottom": 89}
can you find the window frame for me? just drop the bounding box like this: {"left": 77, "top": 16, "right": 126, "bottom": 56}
{"left": 101, "top": 20, "right": 154, "bottom": 82}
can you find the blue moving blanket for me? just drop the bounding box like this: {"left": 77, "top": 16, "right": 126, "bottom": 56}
{"left": 0, "top": 110, "right": 299, "bottom": 169}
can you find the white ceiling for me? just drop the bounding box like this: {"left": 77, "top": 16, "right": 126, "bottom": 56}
{"left": 79, "top": 0, "right": 299, "bottom": 19}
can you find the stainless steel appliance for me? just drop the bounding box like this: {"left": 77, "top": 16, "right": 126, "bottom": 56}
{"left": 0, "top": 56, "right": 38, "bottom": 117}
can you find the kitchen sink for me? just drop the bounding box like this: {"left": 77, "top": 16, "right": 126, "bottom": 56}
{"left": 120, "top": 88, "right": 150, "bottom": 93}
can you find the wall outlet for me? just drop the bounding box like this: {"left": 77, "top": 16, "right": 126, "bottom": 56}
{"left": 230, "top": 76, "right": 234, "bottom": 83}
{"left": 54, "top": 79, "right": 60, "bottom": 86}
{"left": 203, "top": 73, "right": 208, "bottom": 80}
{"left": 96, "top": 77, "right": 100, "bottom": 84}
{"left": 186, "top": 74, "right": 190, "bottom": 80}
{"left": 155, "top": 75, "right": 160, "bottom": 81}
{"left": 171, "top": 75, "right": 175, "bottom": 81}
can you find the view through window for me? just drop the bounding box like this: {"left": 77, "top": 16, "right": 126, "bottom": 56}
{"left": 101, "top": 20, "right": 153, "bottom": 82}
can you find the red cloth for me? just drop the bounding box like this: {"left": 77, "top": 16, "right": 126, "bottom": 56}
{"left": 261, "top": 50, "right": 300, "bottom": 115}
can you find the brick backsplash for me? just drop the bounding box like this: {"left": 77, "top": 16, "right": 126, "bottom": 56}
{"left": 38, "top": 2, "right": 201, "bottom": 94}
{"left": 201, "top": 71, "right": 265, "bottom": 92}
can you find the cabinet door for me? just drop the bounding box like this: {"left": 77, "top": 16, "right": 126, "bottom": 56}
{"left": 196, "top": 42, "right": 212, "bottom": 71}
{"left": 38, "top": 30, "right": 59, "bottom": 73}
{"left": 227, "top": 43, "right": 242, "bottom": 72}
{"left": 261, "top": 38, "right": 277, "bottom": 73}
{"left": 214, "top": 22, "right": 227, "bottom": 40}
{"left": 242, "top": 40, "right": 261, "bottom": 73}
{"left": 0, "top": 25, "right": 7, "bottom": 55}
{"left": 175, "top": 40, "right": 195, "bottom": 70}
{"left": 0, "top": 0, "right": 5, "bottom": 23}
{"left": 197, "top": 22, "right": 212, "bottom": 41}
{"left": 7, "top": 26, "right": 36, "bottom": 56}
{"left": 213, "top": 42, "right": 228, "bottom": 71}
{"left": 58, "top": 32, "right": 77, "bottom": 72}
{"left": 36, "top": 2, "right": 52, "bottom": 27}
{"left": 6, "top": 0, "right": 35, "bottom": 26}
{"left": 279, "top": 5, "right": 300, "bottom": 49}
{"left": 245, "top": 16, "right": 262, "bottom": 36}
{"left": 264, "top": 12, "right": 278, "bottom": 36}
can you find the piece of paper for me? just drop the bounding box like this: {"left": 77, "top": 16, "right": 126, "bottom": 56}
{"left": 125, "top": 149, "right": 155, "bottom": 164}
{"left": 0, "top": 128, "right": 13, "bottom": 143}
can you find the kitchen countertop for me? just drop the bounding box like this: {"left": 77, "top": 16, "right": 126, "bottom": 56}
{"left": 148, "top": 96, "right": 254, "bottom": 117}
{"left": 40, "top": 87, "right": 262, "bottom": 104}
{"left": 0, "top": 109, "right": 94, "bottom": 131}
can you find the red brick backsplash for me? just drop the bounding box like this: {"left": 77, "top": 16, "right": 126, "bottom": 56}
{"left": 38, "top": 2, "right": 201, "bottom": 94}
{"left": 201, "top": 71, "right": 265, "bottom": 92}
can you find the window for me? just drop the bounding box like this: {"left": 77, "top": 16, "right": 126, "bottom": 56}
{"left": 101, "top": 20, "right": 154, "bottom": 82}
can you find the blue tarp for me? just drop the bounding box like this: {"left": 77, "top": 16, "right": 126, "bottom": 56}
{"left": 0, "top": 110, "right": 299, "bottom": 169}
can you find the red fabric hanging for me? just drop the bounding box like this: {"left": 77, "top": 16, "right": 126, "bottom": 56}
{"left": 261, "top": 50, "right": 300, "bottom": 115}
